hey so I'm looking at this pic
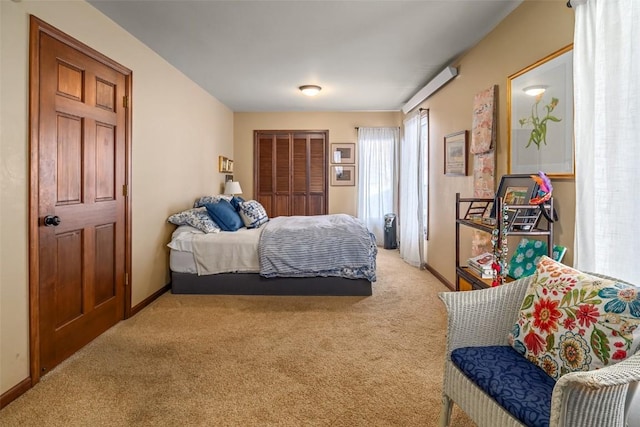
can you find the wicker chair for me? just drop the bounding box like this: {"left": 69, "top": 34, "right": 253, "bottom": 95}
{"left": 439, "top": 274, "right": 640, "bottom": 427}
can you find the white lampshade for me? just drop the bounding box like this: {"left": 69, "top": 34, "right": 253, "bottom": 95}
{"left": 224, "top": 181, "right": 243, "bottom": 195}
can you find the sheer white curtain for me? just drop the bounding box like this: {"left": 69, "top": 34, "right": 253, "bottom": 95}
{"left": 420, "top": 110, "right": 429, "bottom": 241}
{"left": 357, "top": 127, "right": 398, "bottom": 245}
{"left": 399, "top": 114, "right": 426, "bottom": 267}
{"left": 573, "top": 0, "right": 640, "bottom": 285}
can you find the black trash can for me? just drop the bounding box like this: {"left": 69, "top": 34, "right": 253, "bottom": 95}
{"left": 383, "top": 213, "right": 397, "bottom": 249}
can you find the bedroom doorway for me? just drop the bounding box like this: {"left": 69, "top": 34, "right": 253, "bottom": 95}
{"left": 28, "top": 16, "right": 132, "bottom": 384}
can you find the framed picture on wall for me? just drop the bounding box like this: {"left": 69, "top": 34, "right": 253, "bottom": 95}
{"left": 331, "top": 143, "right": 355, "bottom": 164}
{"left": 444, "top": 131, "right": 468, "bottom": 176}
{"left": 490, "top": 174, "right": 539, "bottom": 219}
{"left": 218, "top": 156, "right": 233, "bottom": 173}
{"left": 508, "top": 44, "right": 574, "bottom": 177}
{"left": 330, "top": 165, "right": 355, "bottom": 186}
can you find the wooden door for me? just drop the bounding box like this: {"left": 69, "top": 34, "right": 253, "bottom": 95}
{"left": 306, "top": 133, "right": 327, "bottom": 216}
{"left": 292, "top": 133, "right": 327, "bottom": 216}
{"left": 255, "top": 130, "right": 327, "bottom": 217}
{"left": 31, "top": 18, "right": 130, "bottom": 377}
{"left": 274, "top": 134, "right": 291, "bottom": 216}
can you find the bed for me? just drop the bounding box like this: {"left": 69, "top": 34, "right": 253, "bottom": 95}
{"left": 168, "top": 213, "right": 377, "bottom": 296}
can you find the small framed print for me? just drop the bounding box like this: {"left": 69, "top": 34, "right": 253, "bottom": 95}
{"left": 330, "top": 165, "right": 355, "bottom": 186}
{"left": 218, "top": 156, "right": 233, "bottom": 173}
{"left": 444, "top": 131, "right": 468, "bottom": 176}
{"left": 490, "top": 174, "right": 539, "bottom": 219}
{"left": 331, "top": 143, "right": 355, "bottom": 164}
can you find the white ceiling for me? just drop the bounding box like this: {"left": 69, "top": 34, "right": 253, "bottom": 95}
{"left": 89, "top": 0, "right": 522, "bottom": 112}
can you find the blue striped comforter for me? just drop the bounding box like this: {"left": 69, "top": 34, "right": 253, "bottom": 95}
{"left": 258, "top": 214, "right": 377, "bottom": 281}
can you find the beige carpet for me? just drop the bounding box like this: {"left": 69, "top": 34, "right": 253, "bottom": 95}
{"left": 0, "top": 249, "right": 474, "bottom": 426}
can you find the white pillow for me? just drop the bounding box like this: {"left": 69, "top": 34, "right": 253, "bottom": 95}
{"left": 238, "top": 200, "right": 269, "bottom": 228}
{"left": 193, "top": 195, "right": 232, "bottom": 208}
{"left": 167, "top": 207, "right": 221, "bottom": 233}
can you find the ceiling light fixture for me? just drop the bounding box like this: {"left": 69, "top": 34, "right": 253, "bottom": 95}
{"left": 299, "top": 85, "right": 322, "bottom": 96}
{"left": 523, "top": 85, "right": 548, "bottom": 96}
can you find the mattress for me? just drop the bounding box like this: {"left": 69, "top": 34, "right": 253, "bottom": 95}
{"left": 167, "top": 225, "right": 261, "bottom": 275}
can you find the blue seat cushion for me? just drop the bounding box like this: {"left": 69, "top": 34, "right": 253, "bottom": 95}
{"left": 451, "top": 346, "right": 556, "bottom": 427}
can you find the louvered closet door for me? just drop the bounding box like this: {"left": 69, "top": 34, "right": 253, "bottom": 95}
{"left": 307, "top": 133, "right": 326, "bottom": 215}
{"left": 274, "top": 135, "right": 291, "bottom": 216}
{"left": 292, "top": 135, "right": 308, "bottom": 215}
{"left": 256, "top": 133, "right": 274, "bottom": 215}
{"left": 255, "top": 130, "right": 327, "bottom": 218}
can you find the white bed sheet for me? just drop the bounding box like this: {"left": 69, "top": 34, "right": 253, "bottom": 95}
{"left": 169, "top": 249, "right": 198, "bottom": 274}
{"left": 167, "top": 225, "right": 261, "bottom": 275}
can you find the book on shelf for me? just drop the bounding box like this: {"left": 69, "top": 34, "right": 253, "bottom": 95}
{"left": 467, "top": 252, "right": 494, "bottom": 270}
{"left": 467, "top": 263, "right": 494, "bottom": 279}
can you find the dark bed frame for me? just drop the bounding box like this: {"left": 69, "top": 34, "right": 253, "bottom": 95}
{"left": 171, "top": 271, "right": 372, "bottom": 296}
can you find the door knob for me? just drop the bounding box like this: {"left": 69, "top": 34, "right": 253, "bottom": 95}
{"left": 43, "top": 215, "right": 61, "bottom": 227}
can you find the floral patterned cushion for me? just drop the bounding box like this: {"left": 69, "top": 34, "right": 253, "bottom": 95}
{"left": 193, "top": 195, "right": 231, "bottom": 208}
{"left": 167, "top": 207, "right": 221, "bottom": 233}
{"left": 509, "top": 256, "right": 640, "bottom": 380}
{"left": 507, "top": 238, "right": 567, "bottom": 280}
{"left": 238, "top": 200, "right": 269, "bottom": 229}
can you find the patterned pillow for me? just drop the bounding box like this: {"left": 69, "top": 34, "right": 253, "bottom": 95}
{"left": 193, "top": 195, "right": 231, "bottom": 208}
{"left": 507, "top": 238, "right": 567, "bottom": 279}
{"left": 238, "top": 200, "right": 269, "bottom": 229}
{"left": 509, "top": 256, "right": 640, "bottom": 380}
{"left": 167, "top": 207, "right": 221, "bottom": 233}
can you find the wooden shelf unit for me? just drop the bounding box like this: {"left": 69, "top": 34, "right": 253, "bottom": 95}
{"left": 455, "top": 193, "right": 554, "bottom": 291}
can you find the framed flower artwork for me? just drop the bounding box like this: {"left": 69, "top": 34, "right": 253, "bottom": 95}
{"left": 508, "top": 44, "right": 574, "bottom": 177}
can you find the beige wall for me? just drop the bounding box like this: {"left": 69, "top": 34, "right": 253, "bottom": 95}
{"left": 0, "top": 0, "right": 233, "bottom": 394}
{"left": 419, "top": 0, "right": 575, "bottom": 286}
{"left": 234, "top": 112, "right": 401, "bottom": 216}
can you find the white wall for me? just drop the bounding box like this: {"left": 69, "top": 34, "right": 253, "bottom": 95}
{"left": 0, "top": 0, "right": 234, "bottom": 394}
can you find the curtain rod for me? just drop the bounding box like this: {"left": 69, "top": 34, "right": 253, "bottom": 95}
{"left": 354, "top": 109, "right": 426, "bottom": 129}
{"left": 354, "top": 126, "right": 401, "bottom": 130}
{"left": 567, "top": 0, "right": 588, "bottom": 9}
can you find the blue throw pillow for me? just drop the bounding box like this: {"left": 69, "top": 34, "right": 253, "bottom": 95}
{"left": 229, "top": 196, "right": 245, "bottom": 211}
{"left": 204, "top": 200, "right": 244, "bottom": 231}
